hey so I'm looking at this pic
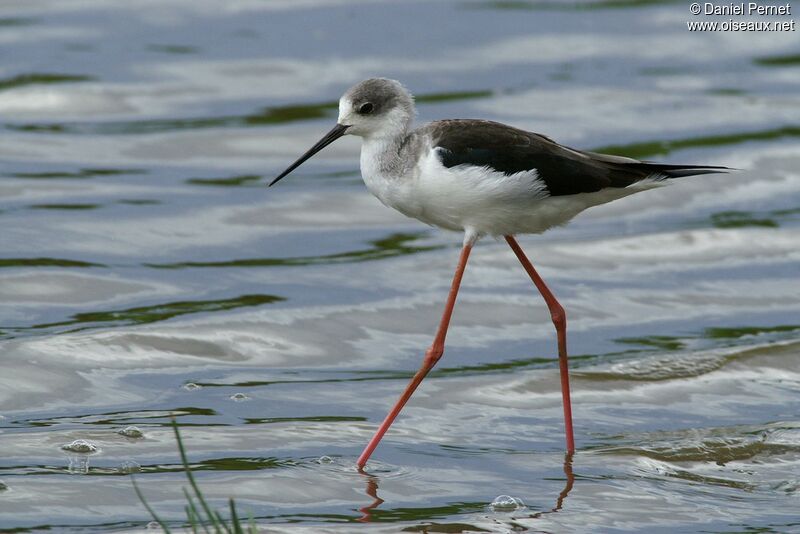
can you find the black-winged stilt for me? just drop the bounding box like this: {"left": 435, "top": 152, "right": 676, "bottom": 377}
{"left": 271, "top": 78, "right": 729, "bottom": 469}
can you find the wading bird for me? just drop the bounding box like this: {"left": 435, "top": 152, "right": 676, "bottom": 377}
{"left": 271, "top": 78, "right": 728, "bottom": 468}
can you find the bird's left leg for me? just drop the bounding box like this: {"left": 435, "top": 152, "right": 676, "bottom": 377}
{"left": 505, "top": 235, "right": 575, "bottom": 454}
{"left": 357, "top": 238, "right": 474, "bottom": 469}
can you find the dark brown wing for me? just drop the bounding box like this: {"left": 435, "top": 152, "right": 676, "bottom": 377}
{"left": 426, "top": 119, "right": 729, "bottom": 196}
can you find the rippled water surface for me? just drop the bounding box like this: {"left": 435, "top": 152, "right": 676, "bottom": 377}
{"left": 1, "top": 1, "right": 799, "bottom": 532}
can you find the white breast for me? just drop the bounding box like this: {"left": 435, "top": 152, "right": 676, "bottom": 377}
{"left": 359, "top": 138, "right": 427, "bottom": 222}
{"left": 359, "top": 142, "right": 652, "bottom": 237}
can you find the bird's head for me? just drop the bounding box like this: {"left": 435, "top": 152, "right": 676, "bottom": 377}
{"left": 270, "top": 78, "right": 415, "bottom": 187}
{"left": 336, "top": 78, "right": 415, "bottom": 138}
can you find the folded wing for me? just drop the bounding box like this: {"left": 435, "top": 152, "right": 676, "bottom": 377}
{"left": 428, "top": 119, "right": 730, "bottom": 196}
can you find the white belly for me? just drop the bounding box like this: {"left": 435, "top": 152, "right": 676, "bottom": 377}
{"left": 360, "top": 142, "right": 658, "bottom": 237}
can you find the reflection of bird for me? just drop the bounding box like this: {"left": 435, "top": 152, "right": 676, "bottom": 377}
{"left": 272, "top": 78, "right": 729, "bottom": 469}
{"left": 356, "top": 473, "right": 384, "bottom": 523}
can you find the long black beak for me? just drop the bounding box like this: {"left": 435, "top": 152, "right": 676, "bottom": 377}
{"left": 269, "top": 123, "right": 350, "bottom": 187}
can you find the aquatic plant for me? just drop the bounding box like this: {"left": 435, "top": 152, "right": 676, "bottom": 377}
{"left": 133, "top": 419, "right": 257, "bottom": 533}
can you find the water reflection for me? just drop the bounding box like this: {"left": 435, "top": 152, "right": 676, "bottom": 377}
{"left": 554, "top": 452, "right": 574, "bottom": 513}
{"left": 355, "top": 453, "right": 576, "bottom": 525}
{"left": 356, "top": 471, "right": 384, "bottom": 523}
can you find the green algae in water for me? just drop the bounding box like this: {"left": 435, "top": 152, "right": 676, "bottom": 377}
{"left": 754, "top": 54, "right": 800, "bottom": 67}
{"left": 704, "top": 324, "right": 800, "bottom": 339}
{"left": 0, "top": 258, "right": 104, "bottom": 268}
{"left": 148, "top": 232, "right": 442, "bottom": 269}
{"left": 146, "top": 44, "right": 199, "bottom": 54}
{"left": 594, "top": 126, "right": 800, "bottom": 159}
{"left": 710, "top": 210, "right": 778, "bottom": 229}
{"left": 186, "top": 174, "right": 263, "bottom": 186}
{"left": 13, "top": 168, "right": 146, "bottom": 179}
{"left": 0, "top": 73, "right": 93, "bottom": 91}
{"left": 3, "top": 294, "right": 285, "bottom": 339}
{"left": 30, "top": 203, "right": 101, "bottom": 210}
{"left": 52, "top": 294, "right": 285, "bottom": 327}
{"left": 616, "top": 335, "right": 686, "bottom": 351}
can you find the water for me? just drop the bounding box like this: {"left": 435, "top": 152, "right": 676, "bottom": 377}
{"left": 1, "top": 0, "right": 799, "bottom": 532}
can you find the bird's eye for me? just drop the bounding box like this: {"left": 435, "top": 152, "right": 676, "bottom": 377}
{"left": 358, "top": 102, "right": 374, "bottom": 114}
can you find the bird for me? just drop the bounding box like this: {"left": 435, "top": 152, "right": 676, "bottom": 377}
{"left": 270, "top": 78, "right": 729, "bottom": 469}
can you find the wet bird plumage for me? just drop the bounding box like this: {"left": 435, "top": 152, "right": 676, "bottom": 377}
{"left": 270, "top": 77, "right": 731, "bottom": 468}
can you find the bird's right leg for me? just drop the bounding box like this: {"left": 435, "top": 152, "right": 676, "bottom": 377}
{"left": 357, "top": 241, "right": 473, "bottom": 469}
{"left": 505, "top": 235, "right": 575, "bottom": 454}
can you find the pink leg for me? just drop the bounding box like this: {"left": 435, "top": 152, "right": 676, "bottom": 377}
{"left": 505, "top": 235, "right": 575, "bottom": 454}
{"left": 357, "top": 243, "right": 473, "bottom": 469}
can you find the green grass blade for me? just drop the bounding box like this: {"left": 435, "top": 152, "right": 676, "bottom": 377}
{"left": 132, "top": 475, "right": 173, "bottom": 533}
{"left": 213, "top": 509, "right": 233, "bottom": 534}
{"left": 183, "top": 487, "right": 209, "bottom": 534}
{"left": 171, "top": 418, "right": 224, "bottom": 534}
{"left": 185, "top": 504, "right": 199, "bottom": 534}
{"left": 229, "top": 498, "right": 244, "bottom": 534}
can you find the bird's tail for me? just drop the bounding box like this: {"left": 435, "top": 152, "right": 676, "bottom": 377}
{"left": 581, "top": 150, "right": 734, "bottom": 183}
{"left": 627, "top": 162, "right": 733, "bottom": 179}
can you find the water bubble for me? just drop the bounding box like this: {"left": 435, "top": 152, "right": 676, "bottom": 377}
{"left": 61, "top": 439, "right": 99, "bottom": 453}
{"left": 183, "top": 382, "right": 202, "bottom": 391}
{"left": 490, "top": 494, "right": 525, "bottom": 512}
{"left": 316, "top": 455, "right": 334, "bottom": 464}
{"left": 117, "top": 425, "right": 144, "bottom": 438}
{"left": 118, "top": 460, "right": 141, "bottom": 474}
{"left": 229, "top": 392, "right": 249, "bottom": 402}
{"left": 119, "top": 426, "right": 144, "bottom": 438}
